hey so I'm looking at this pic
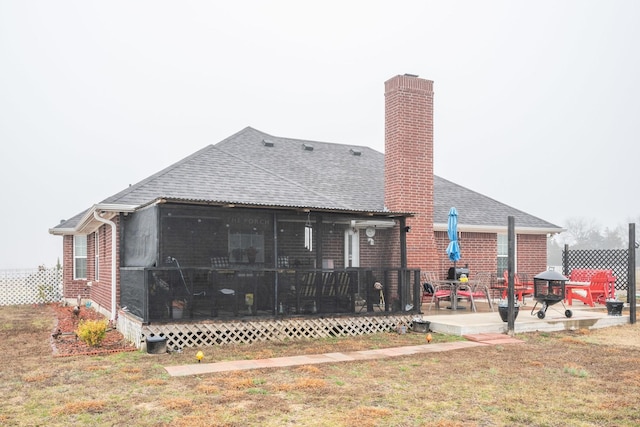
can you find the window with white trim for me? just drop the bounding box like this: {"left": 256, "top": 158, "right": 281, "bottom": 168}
{"left": 94, "top": 231, "right": 100, "bottom": 281}
{"left": 497, "top": 234, "right": 508, "bottom": 277}
{"left": 74, "top": 235, "right": 87, "bottom": 280}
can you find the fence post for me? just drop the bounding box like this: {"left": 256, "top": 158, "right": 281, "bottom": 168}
{"left": 629, "top": 224, "right": 636, "bottom": 324}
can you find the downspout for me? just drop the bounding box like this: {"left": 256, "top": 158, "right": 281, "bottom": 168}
{"left": 93, "top": 211, "right": 117, "bottom": 322}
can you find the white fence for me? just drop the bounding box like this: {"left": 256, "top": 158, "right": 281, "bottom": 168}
{"left": 0, "top": 268, "right": 63, "bottom": 306}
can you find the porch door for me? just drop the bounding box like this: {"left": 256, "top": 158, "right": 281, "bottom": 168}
{"left": 344, "top": 229, "right": 360, "bottom": 267}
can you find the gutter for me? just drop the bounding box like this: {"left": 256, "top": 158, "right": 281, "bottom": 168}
{"left": 93, "top": 211, "right": 118, "bottom": 322}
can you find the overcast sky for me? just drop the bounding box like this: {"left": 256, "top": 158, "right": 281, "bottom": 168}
{"left": 1, "top": 1, "right": 639, "bottom": 269}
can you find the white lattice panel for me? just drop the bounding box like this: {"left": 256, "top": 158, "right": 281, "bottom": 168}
{"left": 0, "top": 268, "right": 63, "bottom": 306}
{"left": 138, "top": 314, "right": 416, "bottom": 350}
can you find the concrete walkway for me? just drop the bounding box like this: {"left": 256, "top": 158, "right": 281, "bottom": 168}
{"left": 164, "top": 333, "right": 523, "bottom": 377}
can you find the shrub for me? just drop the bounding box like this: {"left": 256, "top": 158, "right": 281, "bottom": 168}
{"left": 76, "top": 319, "right": 108, "bottom": 347}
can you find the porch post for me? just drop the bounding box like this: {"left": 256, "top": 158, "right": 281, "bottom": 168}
{"left": 507, "top": 216, "right": 516, "bottom": 335}
{"left": 273, "top": 212, "right": 279, "bottom": 315}
{"left": 399, "top": 217, "right": 407, "bottom": 269}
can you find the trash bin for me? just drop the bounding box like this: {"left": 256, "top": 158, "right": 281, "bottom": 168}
{"left": 146, "top": 335, "right": 167, "bottom": 354}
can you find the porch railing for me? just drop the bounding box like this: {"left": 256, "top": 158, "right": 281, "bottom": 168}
{"left": 120, "top": 267, "right": 421, "bottom": 323}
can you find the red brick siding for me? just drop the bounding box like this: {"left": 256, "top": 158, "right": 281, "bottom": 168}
{"left": 433, "top": 231, "right": 497, "bottom": 279}
{"left": 384, "top": 75, "right": 437, "bottom": 272}
{"left": 516, "top": 234, "right": 547, "bottom": 277}
{"left": 432, "top": 231, "right": 547, "bottom": 279}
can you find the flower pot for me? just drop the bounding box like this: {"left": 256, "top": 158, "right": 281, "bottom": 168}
{"left": 606, "top": 301, "right": 623, "bottom": 316}
{"left": 412, "top": 320, "right": 430, "bottom": 333}
{"left": 498, "top": 305, "right": 519, "bottom": 322}
{"left": 172, "top": 307, "right": 184, "bottom": 319}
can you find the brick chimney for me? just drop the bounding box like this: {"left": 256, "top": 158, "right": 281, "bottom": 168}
{"left": 384, "top": 74, "right": 437, "bottom": 271}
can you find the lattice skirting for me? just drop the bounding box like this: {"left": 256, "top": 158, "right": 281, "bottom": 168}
{"left": 119, "top": 313, "right": 417, "bottom": 350}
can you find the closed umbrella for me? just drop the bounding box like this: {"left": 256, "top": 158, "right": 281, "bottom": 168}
{"left": 446, "top": 207, "right": 460, "bottom": 263}
{"left": 446, "top": 207, "right": 461, "bottom": 309}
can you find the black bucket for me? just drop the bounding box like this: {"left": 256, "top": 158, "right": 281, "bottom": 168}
{"left": 146, "top": 336, "right": 167, "bottom": 354}
{"left": 606, "top": 301, "right": 624, "bottom": 316}
{"left": 412, "top": 320, "right": 430, "bottom": 333}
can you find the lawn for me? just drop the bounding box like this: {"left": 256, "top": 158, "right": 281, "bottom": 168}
{"left": 1, "top": 304, "right": 639, "bottom": 426}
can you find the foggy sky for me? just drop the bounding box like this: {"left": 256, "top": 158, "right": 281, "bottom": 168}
{"left": 1, "top": 1, "right": 639, "bottom": 269}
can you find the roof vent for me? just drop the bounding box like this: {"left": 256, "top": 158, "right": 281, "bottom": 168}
{"left": 262, "top": 139, "right": 274, "bottom": 147}
{"left": 302, "top": 143, "right": 314, "bottom": 151}
{"left": 404, "top": 73, "right": 419, "bottom": 77}
{"left": 349, "top": 148, "right": 362, "bottom": 156}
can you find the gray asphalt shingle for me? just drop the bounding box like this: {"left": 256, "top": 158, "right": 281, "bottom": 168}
{"left": 53, "top": 127, "right": 560, "bottom": 231}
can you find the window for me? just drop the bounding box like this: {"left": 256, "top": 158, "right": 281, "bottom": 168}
{"left": 74, "top": 235, "right": 87, "bottom": 280}
{"left": 497, "top": 233, "right": 516, "bottom": 277}
{"left": 94, "top": 231, "right": 100, "bottom": 281}
{"left": 229, "top": 232, "right": 264, "bottom": 263}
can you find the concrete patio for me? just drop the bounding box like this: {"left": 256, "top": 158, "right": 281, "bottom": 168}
{"left": 418, "top": 301, "right": 631, "bottom": 336}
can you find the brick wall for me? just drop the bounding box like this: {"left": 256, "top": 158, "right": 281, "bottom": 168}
{"left": 384, "top": 74, "right": 438, "bottom": 272}
{"left": 516, "top": 234, "right": 547, "bottom": 277}
{"left": 62, "top": 216, "right": 120, "bottom": 315}
{"left": 433, "top": 230, "right": 547, "bottom": 279}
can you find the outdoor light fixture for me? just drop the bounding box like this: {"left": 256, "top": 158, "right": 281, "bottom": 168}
{"left": 404, "top": 226, "right": 411, "bottom": 233}
{"left": 635, "top": 241, "right": 639, "bottom": 249}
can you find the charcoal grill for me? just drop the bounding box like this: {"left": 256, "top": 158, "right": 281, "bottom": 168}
{"left": 447, "top": 267, "right": 469, "bottom": 280}
{"left": 530, "top": 270, "right": 573, "bottom": 319}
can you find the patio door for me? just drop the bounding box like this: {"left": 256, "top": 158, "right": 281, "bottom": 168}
{"left": 344, "top": 228, "right": 360, "bottom": 267}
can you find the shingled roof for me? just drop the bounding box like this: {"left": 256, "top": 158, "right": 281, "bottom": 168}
{"left": 52, "top": 127, "right": 561, "bottom": 232}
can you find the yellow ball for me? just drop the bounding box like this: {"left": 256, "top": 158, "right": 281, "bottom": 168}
{"left": 196, "top": 350, "right": 204, "bottom": 362}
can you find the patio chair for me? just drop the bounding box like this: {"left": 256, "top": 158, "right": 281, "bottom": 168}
{"left": 456, "top": 273, "right": 494, "bottom": 312}
{"left": 502, "top": 271, "right": 535, "bottom": 304}
{"left": 297, "top": 272, "right": 318, "bottom": 313}
{"left": 427, "top": 281, "right": 452, "bottom": 312}
{"left": 421, "top": 271, "right": 439, "bottom": 304}
{"left": 566, "top": 271, "right": 611, "bottom": 307}
{"left": 321, "top": 271, "right": 353, "bottom": 312}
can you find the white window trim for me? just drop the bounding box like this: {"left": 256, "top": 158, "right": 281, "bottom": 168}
{"left": 94, "top": 231, "right": 100, "bottom": 281}
{"left": 74, "top": 235, "right": 87, "bottom": 280}
{"left": 344, "top": 229, "right": 360, "bottom": 268}
{"left": 497, "top": 233, "right": 517, "bottom": 275}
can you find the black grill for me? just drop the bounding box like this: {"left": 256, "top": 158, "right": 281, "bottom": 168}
{"left": 447, "top": 267, "right": 469, "bottom": 280}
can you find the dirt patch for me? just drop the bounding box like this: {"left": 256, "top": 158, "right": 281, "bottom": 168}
{"left": 50, "top": 304, "right": 136, "bottom": 357}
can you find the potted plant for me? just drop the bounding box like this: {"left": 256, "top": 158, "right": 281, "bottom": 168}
{"left": 606, "top": 298, "right": 624, "bottom": 316}
{"left": 498, "top": 300, "right": 520, "bottom": 322}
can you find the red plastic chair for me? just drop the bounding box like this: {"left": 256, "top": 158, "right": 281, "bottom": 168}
{"left": 566, "top": 271, "right": 611, "bottom": 306}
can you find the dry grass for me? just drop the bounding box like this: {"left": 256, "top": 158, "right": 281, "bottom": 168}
{"left": 1, "top": 304, "right": 640, "bottom": 426}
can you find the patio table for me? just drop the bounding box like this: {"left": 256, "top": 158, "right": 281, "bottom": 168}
{"left": 436, "top": 279, "right": 475, "bottom": 310}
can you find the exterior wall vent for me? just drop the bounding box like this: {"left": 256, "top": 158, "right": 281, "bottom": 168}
{"left": 302, "top": 143, "right": 314, "bottom": 151}
{"left": 262, "top": 139, "right": 274, "bottom": 147}
{"left": 349, "top": 149, "right": 362, "bottom": 156}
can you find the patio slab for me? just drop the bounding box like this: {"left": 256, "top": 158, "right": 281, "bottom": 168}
{"left": 421, "top": 305, "right": 630, "bottom": 336}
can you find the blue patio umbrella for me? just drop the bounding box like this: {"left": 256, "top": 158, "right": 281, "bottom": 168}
{"left": 446, "top": 207, "right": 461, "bottom": 310}
{"left": 446, "top": 207, "right": 460, "bottom": 263}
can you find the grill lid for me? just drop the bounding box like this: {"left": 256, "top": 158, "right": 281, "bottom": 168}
{"left": 534, "top": 270, "right": 568, "bottom": 281}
